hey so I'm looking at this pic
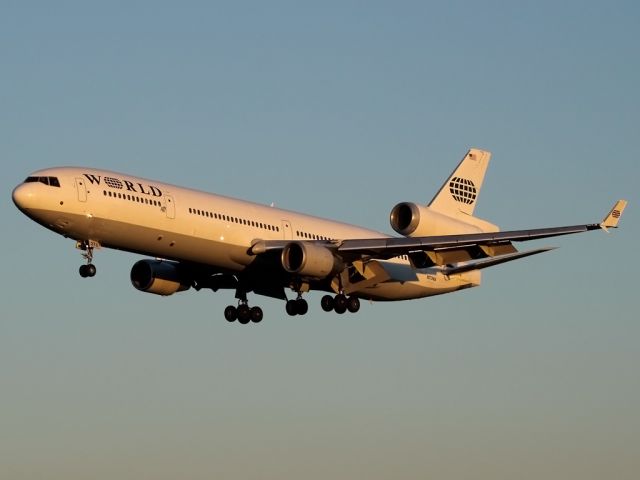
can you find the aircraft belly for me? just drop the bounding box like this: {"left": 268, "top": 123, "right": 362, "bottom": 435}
{"left": 354, "top": 267, "right": 481, "bottom": 302}
{"left": 30, "top": 209, "right": 252, "bottom": 271}
{"left": 93, "top": 217, "right": 251, "bottom": 270}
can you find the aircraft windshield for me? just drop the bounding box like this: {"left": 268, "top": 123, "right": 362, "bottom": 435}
{"left": 24, "top": 176, "right": 61, "bottom": 187}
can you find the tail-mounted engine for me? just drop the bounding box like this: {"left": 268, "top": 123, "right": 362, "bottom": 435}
{"left": 281, "top": 242, "right": 343, "bottom": 279}
{"left": 130, "top": 259, "right": 191, "bottom": 296}
{"left": 390, "top": 202, "right": 498, "bottom": 237}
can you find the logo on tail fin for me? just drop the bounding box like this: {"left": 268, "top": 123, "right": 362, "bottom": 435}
{"left": 449, "top": 177, "right": 477, "bottom": 205}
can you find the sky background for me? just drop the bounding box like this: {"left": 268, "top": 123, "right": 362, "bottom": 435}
{"left": 1, "top": 1, "right": 639, "bottom": 479}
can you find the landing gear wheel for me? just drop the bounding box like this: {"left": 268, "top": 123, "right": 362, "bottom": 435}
{"left": 321, "top": 295, "right": 334, "bottom": 312}
{"left": 286, "top": 299, "right": 298, "bottom": 316}
{"left": 296, "top": 298, "right": 308, "bottom": 315}
{"left": 224, "top": 305, "right": 237, "bottom": 322}
{"left": 334, "top": 303, "right": 347, "bottom": 314}
{"left": 79, "top": 264, "right": 89, "bottom": 278}
{"left": 86, "top": 264, "right": 96, "bottom": 277}
{"left": 347, "top": 296, "right": 360, "bottom": 313}
{"left": 334, "top": 294, "right": 347, "bottom": 314}
{"left": 237, "top": 304, "right": 251, "bottom": 324}
{"left": 79, "top": 264, "right": 96, "bottom": 278}
{"left": 250, "top": 306, "right": 263, "bottom": 323}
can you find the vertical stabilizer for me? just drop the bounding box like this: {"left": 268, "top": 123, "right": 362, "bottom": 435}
{"left": 428, "top": 148, "right": 491, "bottom": 216}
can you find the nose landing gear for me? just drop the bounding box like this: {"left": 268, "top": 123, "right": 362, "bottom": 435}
{"left": 77, "top": 240, "right": 99, "bottom": 278}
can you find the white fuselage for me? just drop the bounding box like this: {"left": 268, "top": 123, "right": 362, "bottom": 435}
{"left": 12, "top": 167, "right": 480, "bottom": 301}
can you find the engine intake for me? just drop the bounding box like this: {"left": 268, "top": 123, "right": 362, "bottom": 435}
{"left": 389, "top": 202, "right": 421, "bottom": 236}
{"left": 130, "top": 259, "right": 191, "bottom": 296}
{"left": 390, "top": 202, "right": 497, "bottom": 237}
{"left": 281, "top": 242, "right": 342, "bottom": 279}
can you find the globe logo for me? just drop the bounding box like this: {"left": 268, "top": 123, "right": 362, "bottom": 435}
{"left": 104, "top": 176, "right": 124, "bottom": 189}
{"left": 449, "top": 177, "right": 477, "bottom": 205}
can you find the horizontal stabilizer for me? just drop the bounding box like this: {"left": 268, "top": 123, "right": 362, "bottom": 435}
{"left": 440, "top": 247, "right": 555, "bottom": 275}
{"left": 600, "top": 199, "right": 627, "bottom": 231}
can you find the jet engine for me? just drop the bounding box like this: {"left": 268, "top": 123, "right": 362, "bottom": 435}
{"left": 389, "top": 202, "right": 498, "bottom": 237}
{"left": 281, "top": 242, "right": 342, "bottom": 279}
{"left": 130, "top": 259, "right": 191, "bottom": 296}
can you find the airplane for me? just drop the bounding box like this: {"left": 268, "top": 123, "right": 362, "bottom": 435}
{"left": 12, "top": 148, "right": 627, "bottom": 324}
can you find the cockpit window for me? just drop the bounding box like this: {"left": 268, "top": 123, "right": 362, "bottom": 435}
{"left": 24, "top": 176, "right": 61, "bottom": 187}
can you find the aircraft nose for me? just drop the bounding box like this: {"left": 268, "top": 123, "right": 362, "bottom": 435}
{"left": 12, "top": 183, "right": 35, "bottom": 211}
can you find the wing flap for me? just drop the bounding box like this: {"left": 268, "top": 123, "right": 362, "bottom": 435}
{"left": 440, "top": 247, "right": 555, "bottom": 275}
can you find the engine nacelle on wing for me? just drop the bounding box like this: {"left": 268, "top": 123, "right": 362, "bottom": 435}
{"left": 390, "top": 202, "right": 498, "bottom": 237}
{"left": 281, "top": 242, "right": 342, "bottom": 279}
{"left": 130, "top": 259, "right": 191, "bottom": 296}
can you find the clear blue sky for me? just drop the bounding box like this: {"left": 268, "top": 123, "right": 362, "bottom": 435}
{"left": 2, "top": 2, "right": 638, "bottom": 478}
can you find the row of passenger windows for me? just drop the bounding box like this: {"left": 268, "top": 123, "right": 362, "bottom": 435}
{"left": 188, "top": 207, "right": 334, "bottom": 241}
{"left": 104, "top": 189, "right": 162, "bottom": 207}
{"left": 189, "top": 207, "right": 281, "bottom": 232}
{"left": 296, "top": 230, "right": 330, "bottom": 241}
{"left": 24, "top": 176, "right": 60, "bottom": 187}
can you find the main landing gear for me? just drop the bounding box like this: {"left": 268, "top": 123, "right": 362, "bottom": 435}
{"left": 221, "top": 283, "right": 361, "bottom": 324}
{"left": 77, "top": 240, "right": 97, "bottom": 278}
{"left": 224, "top": 303, "right": 264, "bottom": 324}
{"left": 321, "top": 293, "right": 360, "bottom": 314}
{"left": 286, "top": 292, "right": 361, "bottom": 316}
{"left": 285, "top": 296, "right": 308, "bottom": 316}
{"left": 224, "top": 289, "right": 263, "bottom": 324}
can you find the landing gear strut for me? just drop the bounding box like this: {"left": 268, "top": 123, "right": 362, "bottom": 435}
{"left": 77, "top": 240, "right": 97, "bottom": 278}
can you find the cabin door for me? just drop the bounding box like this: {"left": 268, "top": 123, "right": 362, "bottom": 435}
{"left": 281, "top": 219, "right": 293, "bottom": 240}
{"left": 75, "top": 178, "right": 87, "bottom": 202}
{"left": 164, "top": 195, "right": 175, "bottom": 219}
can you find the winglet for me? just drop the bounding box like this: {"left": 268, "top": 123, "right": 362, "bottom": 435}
{"left": 600, "top": 200, "right": 627, "bottom": 232}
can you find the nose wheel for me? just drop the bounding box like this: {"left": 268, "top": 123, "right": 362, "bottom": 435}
{"left": 79, "top": 263, "right": 97, "bottom": 278}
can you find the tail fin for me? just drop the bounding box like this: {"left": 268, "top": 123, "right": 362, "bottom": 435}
{"left": 428, "top": 148, "right": 491, "bottom": 216}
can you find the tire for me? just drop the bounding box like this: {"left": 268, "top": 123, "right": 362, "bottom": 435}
{"left": 79, "top": 265, "right": 88, "bottom": 277}
{"left": 347, "top": 296, "right": 360, "bottom": 313}
{"left": 250, "top": 306, "right": 263, "bottom": 323}
{"left": 334, "top": 294, "right": 347, "bottom": 311}
{"left": 296, "top": 299, "right": 308, "bottom": 315}
{"left": 321, "top": 295, "right": 334, "bottom": 312}
{"left": 285, "top": 300, "right": 298, "bottom": 316}
{"left": 237, "top": 304, "right": 251, "bottom": 324}
{"left": 224, "top": 305, "right": 237, "bottom": 322}
{"left": 86, "top": 264, "right": 97, "bottom": 277}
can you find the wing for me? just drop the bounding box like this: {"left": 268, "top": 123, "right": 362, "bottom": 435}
{"left": 249, "top": 200, "right": 627, "bottom": 270}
